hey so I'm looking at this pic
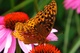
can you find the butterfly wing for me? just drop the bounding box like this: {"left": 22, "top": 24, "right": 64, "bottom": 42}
{"left": 24, "top": 0, "right": 57, "bottom": 37}
{"left": 12, "top": 0, "right": 57, "bottom": 44}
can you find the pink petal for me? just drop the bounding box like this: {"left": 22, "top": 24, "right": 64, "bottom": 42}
{"left": 70, "top": 1, "right": 79, "bottom": 9}
{"left": 71, "top": 1, "right": 79, "bottom": 9}
{"left": 50, "top": 29, "right": 58, "bottom": 33}
{"left": 8, "top": 36, "right": 16, "bottom": 53}
{"left": 0, "top": 28, "right": 8, "bottom": 39}
{"left": 77, "top": 5, "right": 80, "bottom": 14}
{"left": 18, "top": 40, "right": 32, "bottom": 53}
{"left": 4, "top": 32, "right": 12, "bottom": 53}
{"left": 0, "top": 25, "right": 5, "bottom": 30}
{"left": 64, "top": 0, "right": 76, "bottom": 9}
{"left": 64, "top": 0, "right": 80, "bottom": 13}
{"left": 46, "top": 33, "right": 58, "bottom": 41}
{"left": 0, "top": 37, "right": 6, "bottom": 52}
{"left": 0, "top": 29, "right": 12, "bottom": 52}
{"left": 64, "top": 0, "right": 73, "bottom": 3}
{"left": 64, "top": 1, "right": 72, "bottom": 9}
{"left": 0, "top": 29, "right": 11, "bottom": 43}
{"left": 0, "top": 16, "right": 4, "bottom": 25}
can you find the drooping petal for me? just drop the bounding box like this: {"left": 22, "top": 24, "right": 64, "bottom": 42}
{"left": 4, "top": 31, "right": 12, "bottom": 53}
{"left": 8, "top": 36, "right": 16, "bottom": 53}
{"left": 0, "top": 37, "right": 6, "bottom": 52}
{"left": 46, "top": 33, "right": 58, "bottom": 41}
{"left": 0, "top": 16, "right": 4, "bottom": 25}
{"left": 77, "top": 5, "right": 80, "bottom": 14}
{"left": 0, "top": 29, "right": 11, "bottom": 52}
{"left": 18, "top": 40, "right": 32, "bottom": 53}
{"left": 50, "top": 29, "right": 58, "bottom": 33}
{"left": 0, "top": 28, "right": 8, "bottom": 39}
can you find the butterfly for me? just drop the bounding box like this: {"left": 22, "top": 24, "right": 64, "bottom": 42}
{"left": 12, "top": 0, "right": 57, "bottom": 44}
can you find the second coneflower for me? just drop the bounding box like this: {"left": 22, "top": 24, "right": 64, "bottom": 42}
{"left": 64, "top": 0, "right": 80, "bottom": 14}
{"left": 30, "top": 44, "right": 61, "bottom": 53}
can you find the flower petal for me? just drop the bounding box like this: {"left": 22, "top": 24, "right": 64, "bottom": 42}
{"left": 0, "top": 28, "right": 7, "bottom": 39}
{"left": 77, "top": 5, "right": 80, "bottom": 14}
{"left": 0, "top": 29, "right": 11, "bottom": 52}
{"left": 0, "top": 30, "right": 10, "bottom": 44}
{"left": 0, "top": 28, "right": 11, "bottom": 43}
{"left": 0, "top": 16, "right": 4, "bottom": 25}
{"left": 0, "top": 25, "right": 5, "bottom": 30}
{"left": 64, "top": 0, "right": 80, "bottom": 14}
{"left": 18, "top": 40, "right": 32, "bottom": 53}
{"left": 0, "top": 37, "right": 6, "bottom": 52}
{"left": 71, "top": 1, "right": 79, "bottom": 9}
{"left": 46, "top": 33, "right": 58, "bottom": 41}
{"left": 50, "top": 29, "right": 58, "bottom": 33}
{"left": 4, "top": 32, "right": 12, "bottom": 53}
{"left": 8, "top": 36, "right": 16, "bottom": 53}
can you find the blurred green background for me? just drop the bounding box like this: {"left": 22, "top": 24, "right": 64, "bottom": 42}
{"left": 0, "top": 0, "right": 80, "bottom": 53}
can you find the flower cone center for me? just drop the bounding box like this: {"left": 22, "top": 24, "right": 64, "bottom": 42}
{"left": 4, "top": 12, "right": 29, "bottom": 30}
{"left": 30, "top": 44, "right": 61, "bottom": 53}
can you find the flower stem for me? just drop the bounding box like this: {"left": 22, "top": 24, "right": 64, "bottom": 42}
{"left": 63, "top": 10, "right": 73, "bottom": 53}
{"left": 69, "top": 38, "right": 80, "bottom": 53}
{"left": 34, "top": 0, "right": 38, "bottom": 13}
{"left": 10, "top": 0, "right": 15, "bottom": 8}
{"left": 68, "top": 13, "right": 80, "bottom": 53}
{"left": 75, "top": 13, "right": 80, "bottom": 37}
{"left": 2, "top": 0, "right": 33, "bottom": 15}
{"left": 16, "top": 40, "right": 21, "bottom": 53}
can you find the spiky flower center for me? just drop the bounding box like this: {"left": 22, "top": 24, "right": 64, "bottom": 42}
{"left": 4, "top": 12, "right": 29, "bottom": 30}
{"left": 30, "top": 44, "right": 61, "bottom": 53}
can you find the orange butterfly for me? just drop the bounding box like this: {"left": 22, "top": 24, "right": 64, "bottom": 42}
{"left": 12, "top": 0, "right": 57, "bottom": 44}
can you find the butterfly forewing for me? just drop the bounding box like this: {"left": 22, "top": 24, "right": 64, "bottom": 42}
{"left": 25, "top": 0, "right": 57, "bottom": 37}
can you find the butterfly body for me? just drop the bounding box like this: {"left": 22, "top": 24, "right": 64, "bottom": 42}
{"left": 13, "top": 0, "right": 57, "bottom": 44}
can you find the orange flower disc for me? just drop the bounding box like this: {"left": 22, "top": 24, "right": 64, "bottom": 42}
{"left": 4, "top": 12, "right": 29, "bottom": 30}
{"left": 30, "top": 44, "right": 61, "bottom": 53}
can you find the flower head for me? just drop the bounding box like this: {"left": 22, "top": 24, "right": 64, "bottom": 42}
{"left": 30, "top": 44, "right": 61, "bottom": 53}
{"left": 0, "top": 12, "right": 32, "bottom": 53}
{"left": 64, "top": 0, "right": 80, "bottom": 14}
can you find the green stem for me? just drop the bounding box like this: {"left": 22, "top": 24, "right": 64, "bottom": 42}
{"left": 16, "top": 40, "right": 21, "bottom": 53}
{"left": 34, "top": 0, "right": 38, "bottom": 13}
{"left": 63, "top": 10, "right": 73, "bottom": 53}
{"left": 10, "top": 0, "right": 15, "bottom": 8}
{"left": 69, "top": 38, "right": 80, "bottom": 53}
{"left": 69, "top": 13, "right": 80, "bottom": 53}
{"left": 2, "top": 0, "right": 33, "bottom": 15}
{"left": 75, "top": 14, "right": 80, "bottom": 37}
